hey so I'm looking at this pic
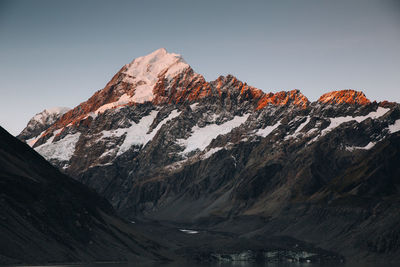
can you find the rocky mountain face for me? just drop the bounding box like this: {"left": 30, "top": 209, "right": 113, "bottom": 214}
{"left": 0, "top": 126, "right": 170, "bottom": 265}
{"left": 20, "top": 48, "right": 400, "bottom": 262}
{"left": 18, "top": 107, "right": 70, "bottom": 146}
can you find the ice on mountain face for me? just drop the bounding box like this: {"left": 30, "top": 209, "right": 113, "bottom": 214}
{"left": 201, "top": 147, "right": 224, "bottom": 160}
{"left": 99, "top": 147, "right": 119, "bottom": 160}
{"left": 295, "top": 117, "right": 310, "bottom": 134}
{"left": 117, "top": 110, "right": 181, "bottom": 155}
{"left": 101, "top": 111, "right": 158, "bottom": 155}
{"left": 283, "top": 117, "right": 311, "bottom": 141}
{"left": 190, "top": 103, "right": 199, "bottom": 111}
{"left": 122, "top": 48, "right": 189, "bottom": 104}
{"left": 321, "top": 107, "right": 390, "bottom": 137}
{"left": 345, "top": 142, "right": 376, "bottom": 151}
{"left": 306, "top": 107, "right": 390, "bottom": 145}
{"left": 95, "top": 94, "right": 133, "bottom": 114}
{"left": 35, "top": 132, "right": 80, "bottom": 162}
{"left": 147, "top": 109, "right": 181, "bottom": 138}
{"left": 26, "top": 136, "right": 39, "bottom": 147}
{"left": 256, "top": 121, "right": 281, "bottom": 137}
{"left": 388, "top": 119, "right": 400, "bottom": 134}
{"left": 25, "top": 130, "right": 47, "bottom": 147}
{"left": 84, "top": 112, "right": 98, "bottom": 120}
{"left": 31, "top": 128, "right": 62, "bottom": 149}
{"left": 178, "top": 114, "right": 250, "bottom": 155}
{"left": 99, "top": 109, "right": 181, "bottom": 156}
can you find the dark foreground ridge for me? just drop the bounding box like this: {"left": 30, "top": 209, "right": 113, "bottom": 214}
{"left": 0, "top": 126, "right": 171, "bottom": 265}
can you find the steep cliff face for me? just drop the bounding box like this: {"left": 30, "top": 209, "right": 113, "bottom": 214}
{"left": 19, "top": 48, "right": 400, "bottom": 262}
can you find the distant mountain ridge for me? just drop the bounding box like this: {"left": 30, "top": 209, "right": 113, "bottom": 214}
{"left": 18, "top": 48, "right": 400, "bottom": 262}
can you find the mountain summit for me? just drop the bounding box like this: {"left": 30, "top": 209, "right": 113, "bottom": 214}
{"left": 98, "top": 47, "right": 191, "bottom": 108}
{"left": 121, "top": 47, "right": 189, "bottom": 103}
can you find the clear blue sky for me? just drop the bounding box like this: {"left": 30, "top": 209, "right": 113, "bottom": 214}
{"left": 1, "top": 0, "right": 399, "bottom": 135}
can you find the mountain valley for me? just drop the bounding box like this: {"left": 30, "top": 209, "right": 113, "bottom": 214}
{"left": 14, "top": 48, "right": 400, "bottom": 264}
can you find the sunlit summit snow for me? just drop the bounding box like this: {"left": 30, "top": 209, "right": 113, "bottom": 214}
{"left": 123, "top": 48, "right": 189, "bottom": 102}
{"left": 94, "top": 48, "right": 189, "bottom": 114}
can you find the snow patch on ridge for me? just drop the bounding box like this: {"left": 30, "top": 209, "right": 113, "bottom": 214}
{"left": 100, "top": 109, "right": 181, "bottom": 156}
{"left": 95, "top": 94, "right": 134, "bottom": 114}
{"left": 345, "top": 142, "right": 376, "bottom": 151}
{"left": 201, "top": 147, "right": 224, "bottom": 160}
{"left": 26, "top": 130, "right": 46, "bottom": 147}
{"left": 26, "top": 136, "right": 39, "bottom": 147}
{"left": 295, "top": 116, "right": 310, "bottom": 133}
{"left": 388, "top": 119, "right": 400, "bottom": 134}
{"left": 284, "top": 117, "right": 311, "bottom": 141}
{"left": 321, "top": 107, "right": 390, "bottom": 136}
{"left": 190, "top": 103, "right": 199, "bottom": 111}
{"left": 178, "top": 114, "right": 250, "bottom": 155}
{"left": 307, "top": 107, "right": 390, "bottom": 145}
{"left": 256, "top": 121, "right": 281, "bottom": 137}
{"left": 100, "top": 110, "right": 158, "bottom": 152}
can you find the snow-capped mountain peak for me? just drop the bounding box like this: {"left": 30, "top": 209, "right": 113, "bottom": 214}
{"left": 120, "top": 48, "right": 190, "bottom": 104}
{"left": 124, "top": 48, "right": 188, "bottom": 80}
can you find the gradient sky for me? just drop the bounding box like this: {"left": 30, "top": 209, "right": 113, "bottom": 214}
{"left": 1, "top": 0, "right": 399, "bottom": 135}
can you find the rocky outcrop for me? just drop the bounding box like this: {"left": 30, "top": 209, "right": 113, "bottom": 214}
{"left": 318, "top": 89, "right": 371, "bottom": 105}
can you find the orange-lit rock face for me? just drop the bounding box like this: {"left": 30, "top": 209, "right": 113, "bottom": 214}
{"left": 41, "top": 66, "right": 211, "bottom": 139}
{"left": 256, "top": 90, "right": 309, "bottom": 110}
{"left": 318, "top": 90, "right": 371, "bottom": 105}
{"left": 379, "top": 100, "right": 396, "bottom": 108}
{"left": 214, "top": 75, "right": 264, "bottom": 99}
{"left": 207, "top": 75, "right": 309, "bottom": 110}
{"left": 152, "top": 68, "right": 212, "bottom": 104}
{"left": 42, "top": 66, "right": 133, "bottom": 136}
{"left": 38, "top": 71, "right": 311, "bottom": 146}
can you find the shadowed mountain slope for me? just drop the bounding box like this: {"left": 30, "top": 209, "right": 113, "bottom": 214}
{"left": 0, "top": 126, "right": 169, "bottom": 265}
